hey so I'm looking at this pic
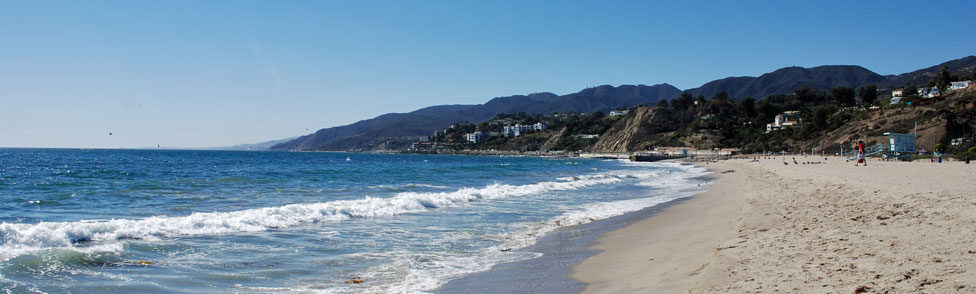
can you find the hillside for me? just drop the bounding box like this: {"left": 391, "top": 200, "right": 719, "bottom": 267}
{"left": 271, "top": 84, "right": 680, "bottom": 151}
{"left": 590, "top": 107, "right": 671, "bottom": 152}
{"left": 886, "top": 55, "right": 976, "bottom": 88}
{"left": 817, "top": 88, "right": 976, "bottom": 152}
{"left": 682, "top": 65, "right": 888, "bottom": 100}
{"left": 599, "top": 87, "right": 976, "bottom": 156}
{"left": 271, "top": 55, "right": 976, "bottom": 152}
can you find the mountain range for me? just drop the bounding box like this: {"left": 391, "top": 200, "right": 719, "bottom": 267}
{"left": 271, "top": 84, "right": 682, "bottom": 150}
{"left": 270, "top": 55, "right": 976, "bottom": 151}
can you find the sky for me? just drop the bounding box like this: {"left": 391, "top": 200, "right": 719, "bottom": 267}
{"left": 1, "top": 0, "right": 974, "bottom": 148}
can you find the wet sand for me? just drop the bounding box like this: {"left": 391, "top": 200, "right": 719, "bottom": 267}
{"left": 572, "top": 162, "right": 744, "bottom": 293}
{"left": 435, "top": 197, "right": 692, "bottom": 293}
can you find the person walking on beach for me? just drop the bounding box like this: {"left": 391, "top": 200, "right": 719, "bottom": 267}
{"left": 855, "top": 141, "right": 867, "bottom": 166}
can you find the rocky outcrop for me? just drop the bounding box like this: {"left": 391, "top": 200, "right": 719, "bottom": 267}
{"left": 541, "top": 127, "right": 568, "bottom": 151}
{"left": 590, "top": 107, "right": 660, "bottom": 153}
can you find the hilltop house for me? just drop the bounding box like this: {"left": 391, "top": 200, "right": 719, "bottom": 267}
{"left": 950, "top": 80, "right": 972, "bottom": 91}
{"left": 503, "top": 123, "right": 546, "bottom": 137}
{"left": 609, "top": 110, "right": 630, "bottom": 117}
{"left": 765, "top": 111, "right": 802, "bottom": 133}
{"left": 466, "top": 131, "right": 486, "bottom": 143}
{"left": 890, "top": 89, "right": 905, "bottom": 104}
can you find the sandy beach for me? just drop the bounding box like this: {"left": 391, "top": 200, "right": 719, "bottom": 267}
{"left": 574, "top": 157, "right": 976, "bottom": 293}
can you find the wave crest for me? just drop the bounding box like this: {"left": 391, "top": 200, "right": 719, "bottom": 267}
{"left": 0, "top": 171, "right": 635, "bottom": 261}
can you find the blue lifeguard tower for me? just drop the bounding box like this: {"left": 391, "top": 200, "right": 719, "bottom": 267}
{"left": 883, "top": 132, "right": 916, "bottom": 154}
{"left": 847, "top": 132, "right": 917, "bottom": 161}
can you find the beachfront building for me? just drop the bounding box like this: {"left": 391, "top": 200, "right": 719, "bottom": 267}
{"left": 950, "top": 80, "right": 972, "bottom": 91}
{"left": 884, "top": 132, "right": 916, "bottom": 154}
{"left": 648, "top": 147, "right": 739, "bottom": 156}
{"left": 503, "top": 123, "right": 546, "bottom": 137}
{"left": 651, "top": 147, "right": 694, "bottom": 156}
{"left": 765, "top": 111, "right": 802, "bottom": 133}
{"left": 466, "top": 131, "right": 485, "bottom": 143}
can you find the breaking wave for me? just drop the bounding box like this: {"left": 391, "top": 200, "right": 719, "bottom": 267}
{"left": 341, "top": 161, "right": 712, "bottom": 293}
{"left": 0, "top": 171, "right": 641, "bottom": 261}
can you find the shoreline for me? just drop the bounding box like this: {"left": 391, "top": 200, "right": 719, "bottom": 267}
{"left": 572, "top": 161, "right": 742, "bottom": 293}
{"left": 434, "top": 197, "right": 693, "bottom": 293}
{"left": 433, "top": 161, "right": 714, "bottom": 293}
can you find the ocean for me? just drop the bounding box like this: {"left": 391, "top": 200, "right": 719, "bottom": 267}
{"left": 0, "top": 149, "right": 709, "bottom": 293}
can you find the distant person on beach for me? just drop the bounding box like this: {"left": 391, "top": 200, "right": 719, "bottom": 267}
{"left": 855, "top": 141, "right": 867, "bottom": 166}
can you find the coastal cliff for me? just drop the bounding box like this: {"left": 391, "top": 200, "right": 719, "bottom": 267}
{"left": 590, "top": 107, "right": 661, "bottom": 153}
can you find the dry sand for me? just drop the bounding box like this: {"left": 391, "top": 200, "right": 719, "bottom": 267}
{"left": 573, "top": 157, "right": 976, "bottom": 293}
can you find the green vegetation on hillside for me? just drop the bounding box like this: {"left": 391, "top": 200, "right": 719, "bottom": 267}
{"left": 434, "top": 85, "right": 976, "bottom": 157}
{"left": 432, "top": 112, "right": 621, "bottom": 151}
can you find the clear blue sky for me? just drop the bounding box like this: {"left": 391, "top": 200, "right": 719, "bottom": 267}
{"left": 2, "top": 0, "right": 974, "bottom": 148}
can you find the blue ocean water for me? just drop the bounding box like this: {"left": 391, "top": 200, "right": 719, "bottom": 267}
{"left": 0, "top": 149, "right": 709, "bottom": 293}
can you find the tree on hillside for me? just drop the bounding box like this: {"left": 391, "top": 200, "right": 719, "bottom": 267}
{"left": 903, "top": 84, "right": 918, "bottom": 97}
{"left": 656, "top": 99, "right": 669, "bottom": 108}
{"left": 712, "top": 91, "right": 730, "bottom": 101}
{"left": 739, "top": 97, "right": 757, "bottom": 118}
{"left": 794, "top": 87, "right": 827, "bottom": 105}
{"left": 696, "top": 95, "right": 708, "bottom": 105}
{"left": 933, "top": 65, "right": 951, "bottom": 94}
{"left": 829, "top": 86, "right": 856, "bottom": 106}
{"left": 811, "top": 106, "right": 833, "bottom": 130}
{"left": 672, "top": 93, "right": 694, "bottom": 110}
{"left": 857, "top": 85, "right": 878, "bottom": 105}
{"left": 901, "top": 84, "right": 921, "bottom": 104}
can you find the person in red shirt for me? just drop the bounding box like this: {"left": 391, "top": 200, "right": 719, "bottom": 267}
{"left": 855, "top": 141, "right": 867, "bottom": 166}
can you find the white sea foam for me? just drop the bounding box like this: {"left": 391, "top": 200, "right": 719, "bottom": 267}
{"left": 0, "top": 171, "right": 632, "bottom": 262}
{"left": 1, "top": 161, "right": 714, "bottom": 294}
{"left": 368, "top": 183, "right": 453, "bottom": 190}
{"left": 351, "top": 163, "right": 713, "bottom": 294}
{"left": 405, "top": 183, "right": 451, "bottom": 189}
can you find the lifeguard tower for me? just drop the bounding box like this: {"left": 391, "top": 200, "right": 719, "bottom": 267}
{"left": 846, "top": 132, "right": 917, "bottom": 161}
{"left": 884, "top": 132, "right": 916, "bottom": 155}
